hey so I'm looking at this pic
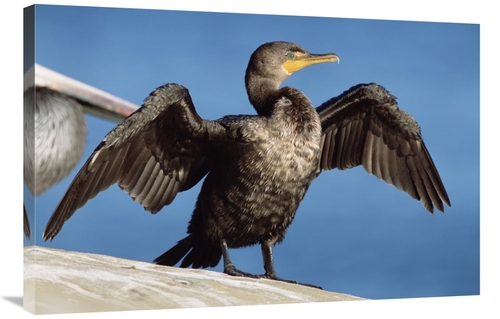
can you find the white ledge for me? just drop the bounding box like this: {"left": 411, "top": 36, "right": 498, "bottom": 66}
{"left": 23, "top": 246, "right": 363, "bottom": 314}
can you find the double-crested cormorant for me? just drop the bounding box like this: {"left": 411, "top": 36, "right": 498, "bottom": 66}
{"left": 24, "top": 64, "right": 138, "bottom": 239}
{"left": 42, "top": 41, "right": 450, "bottom": 287}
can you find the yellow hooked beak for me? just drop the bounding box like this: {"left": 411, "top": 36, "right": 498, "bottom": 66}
{"left": 282, "top": 52, "right": 339, "bottom": 74}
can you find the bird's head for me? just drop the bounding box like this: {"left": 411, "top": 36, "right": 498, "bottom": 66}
{"left": 245, "top": 41, "right": 339, "bottom": 114}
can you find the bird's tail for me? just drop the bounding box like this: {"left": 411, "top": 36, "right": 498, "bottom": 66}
{"left": 153, "top": 234, "right": 222, "bottom": 269}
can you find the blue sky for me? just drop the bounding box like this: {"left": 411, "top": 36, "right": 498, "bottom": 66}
{"left": 23, "top": 4, "right": 480, "bottom": 302}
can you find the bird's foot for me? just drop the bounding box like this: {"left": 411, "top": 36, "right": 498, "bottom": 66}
{"left": 223, "top": 264, "right": 259, "bottom": 278}
{"left": 223, "top": 265, "right": 322, "bottom": 289}
{"left": 258, "top": 273, "right": 323, "bottom": 290}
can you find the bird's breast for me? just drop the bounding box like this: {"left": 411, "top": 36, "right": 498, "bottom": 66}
{"left": 227, "top": 106, "right": 322, "bottom": 188}
{"left": 208, "top": 109, "right": 322, "bottom": 243}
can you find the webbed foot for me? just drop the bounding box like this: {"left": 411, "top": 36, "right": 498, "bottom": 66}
{"left": 258, "top": 273, "right": 323, "bottom": 290}
{"left": 223, "top": 264, "right": 259, "bottom": 278}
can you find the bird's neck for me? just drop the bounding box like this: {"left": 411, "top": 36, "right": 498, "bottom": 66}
{"left": 246, "top": 75, "right": 320, "bottom": 136}
{"left": 245, "top": 73, "right": 285, "bottom": 116}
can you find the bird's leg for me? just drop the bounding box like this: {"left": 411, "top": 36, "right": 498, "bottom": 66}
{"left": 259, "top": 241, "right": 296, "bottom": 282}
{"left": 220, "top": 239, "right": 258, "bottom": 278}
{"left": 260, "top": 240, "right": 280, "bottom": 279}
{"left": 259, "top": 241, "right": 323, "bottom": 290}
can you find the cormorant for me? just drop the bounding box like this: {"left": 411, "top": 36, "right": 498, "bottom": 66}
{"left": 24, "top": 64, "right": 138, "bottom": 239}
{"left": 42, "top": 41, "right": 450, "bottom": 287}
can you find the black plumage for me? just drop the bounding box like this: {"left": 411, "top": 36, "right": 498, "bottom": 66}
{"left": 43, "top": 41, "right": 450, "bottom": 287}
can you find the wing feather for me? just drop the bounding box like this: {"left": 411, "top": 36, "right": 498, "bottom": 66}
{"left": 317, "top": 83, "right": 450, "bottom": 213}
{"left": 43, "top": 84, "right": 217, "bottom": 241}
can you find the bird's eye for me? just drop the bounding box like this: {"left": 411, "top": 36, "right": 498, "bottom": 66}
{"left": 287, "top": 53, "right": 295, "bottom": 59}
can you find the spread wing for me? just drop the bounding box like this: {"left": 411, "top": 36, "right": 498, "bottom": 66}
{"left": 317, "top": 83, "right": 450, "bottom": 213}
{"left": 43, "top": 84, "right": 214, "bottom": 241}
